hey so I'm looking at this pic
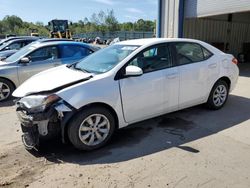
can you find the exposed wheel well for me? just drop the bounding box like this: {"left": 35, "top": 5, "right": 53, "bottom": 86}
{"left": 218, "top": 76, "right": 231, "bottom": 89}
{"left": 0, "top": 77, "right": 16, "bottom": 89}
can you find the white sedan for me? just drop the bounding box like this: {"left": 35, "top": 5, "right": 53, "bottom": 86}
{"left": 13, "top": 38, "right": 239, "bottom": 151}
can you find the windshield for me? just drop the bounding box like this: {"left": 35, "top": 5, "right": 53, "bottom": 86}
{"left": 0, "top": 38, "right": 12, "bottom": 46}
{"left": 0, "top": 41, "right": 12, "bottom": 51}
{"left": 5, "top": 43, "right": 36, "bottom": 62}
{"left": 74, "top": 44, "right": 139, "bottom": 74}
{"left": 52, "top": 21, "right": 68, "bottom": 32}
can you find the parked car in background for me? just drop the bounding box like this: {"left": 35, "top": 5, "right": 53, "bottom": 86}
{"left": 13, "top": 38, "right": 239, "bottom": 151}
{"left": 0, "top": 36, "right": 39, "bottom": 47}
{"left": 0, "top": 38, "right": 39, "bottom": 52}
{"left": 0, "top": 40, "right": 100, "bottom": 101}
{"left": 0, "top": 39, "right": 76, "bottom": 61}
{"left": 0, "top": 37, "right": 23, "bottom": 46}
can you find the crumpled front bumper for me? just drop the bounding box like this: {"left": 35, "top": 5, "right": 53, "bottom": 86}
{"left": 16, "top": 99, "right": 74, "bottom": 150}
{"left": 16, "top": 107, "right": 56, "bottom": 127}
{"left": 16, "top": 104, "right": 63, "bottom": 150}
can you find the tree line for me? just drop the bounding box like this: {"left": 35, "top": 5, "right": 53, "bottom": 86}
{"left": 0, "top": 10, "right": 156, "bottom": 37}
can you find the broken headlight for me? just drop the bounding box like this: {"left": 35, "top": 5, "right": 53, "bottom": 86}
{"left": 17, "top": 94, "right": 60, "bottom": 113}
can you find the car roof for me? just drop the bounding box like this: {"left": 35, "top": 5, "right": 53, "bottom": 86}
{"left": 36, "top": 38, "right": 73, "bottom": 43}
{"left": 0, "top": 36, "right": 38, "bottom": 45}
{"left": 30, "top": 40, "right": 100, "bottom": 51}
{"left": 7, "top": 38, "right": 39, "bottom": 43}
{"left": 117, "top": 38, "right": 205, "bottom": 46}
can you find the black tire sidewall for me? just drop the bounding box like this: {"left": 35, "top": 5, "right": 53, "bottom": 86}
{"left": 67, "top": 106, "right": 115, "bottom": 151}
{"left": 207, "top": 80, "right": 229, "bottom": 110}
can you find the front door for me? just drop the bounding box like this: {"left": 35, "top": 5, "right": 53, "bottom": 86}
{"left": 119, "top": 43, "right": 179, "bottom": 123}
{"left": 18, "top": 46, "right": 60, "bottom": 84}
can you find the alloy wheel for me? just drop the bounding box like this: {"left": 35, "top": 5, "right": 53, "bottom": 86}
{"left": 213, "top": 85, "right": 227, "bottom": 107}
{"left": 0, "top": 82, "right": 11, "bottom": 101}
{"left": 78, "top": 114, "right": 110, "bottom": 146}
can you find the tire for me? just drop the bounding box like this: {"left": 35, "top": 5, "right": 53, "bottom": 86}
{"left": 0, "top": 78, "right": 15, "bottom": 102}
{"left": 206, "top": 80, "right": 229, "bottom": 110}
{"left": 67, "top": 106, "right": 115, "bottom": 151}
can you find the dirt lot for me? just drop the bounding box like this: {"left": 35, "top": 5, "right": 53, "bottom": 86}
{"left": 0, "top": 64, "right": 250, "bottom": 188}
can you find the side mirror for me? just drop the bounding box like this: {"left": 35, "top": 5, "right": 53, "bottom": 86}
{"left": 0, "top": 57, "right": 6, "bottom": 61}
{"left": 125, "top": 65, "right": 143, "bottom": 77}
{"left": 20, "top": 57, "right": 30, "bottom": 64}
{"left": 4, "top": 47, "right": 10, "bottom": 51}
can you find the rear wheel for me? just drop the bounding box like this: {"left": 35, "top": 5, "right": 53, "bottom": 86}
{"left": 0, "top": 78, "right": 14, "bottom": 102}
{"left": 67, "top": 107, "right": 115, "bottom": 150}
{"left": 206, "top": 80, "right": 229, "bottom": 110}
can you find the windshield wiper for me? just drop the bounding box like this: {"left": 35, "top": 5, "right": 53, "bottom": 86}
{"left": 66, "top": 62, "right": 77, "bottom": 68}
{"left": 67, "top": 63, "right": 90, "bottom": 73}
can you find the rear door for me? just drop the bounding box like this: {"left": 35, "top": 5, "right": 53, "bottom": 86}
{"left": 170, "top": 42, "right": 209, "bottom": 109}
{"left": 18, "top": 45, "right": 60, "bottom": 83}
{"left": 58, "top": 44, "right": 93, "bottom": 65}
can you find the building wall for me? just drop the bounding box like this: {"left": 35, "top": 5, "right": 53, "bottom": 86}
{"left": 183, "top": 18, "right": 250, "bottom": 56}
{"left": 159, "top": 0, "right": 180, "bottom": 38}
{"left": 206, "top": 12, "right": 250, "bottom": 24}
{"left": 185, "top": 0, "right": 250, "bottom": 18}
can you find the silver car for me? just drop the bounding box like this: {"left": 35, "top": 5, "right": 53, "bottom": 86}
{"left": 0, "top": 40, "right": 99, "bottom": 101}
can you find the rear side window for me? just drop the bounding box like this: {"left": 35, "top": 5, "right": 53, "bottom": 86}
{"left": 173, "top": 42, "right": 204, "bottom": 65}
{"left": 59, "top": 45, "right": 92, "bottom": 59}
{"left": 202, "top": 47, "right": 213, "bottom": 59}
{"left": 24, "top": 40, "right": 34, "bottom": 46}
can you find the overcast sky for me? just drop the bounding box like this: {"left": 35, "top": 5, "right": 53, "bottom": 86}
{"left": 0, "top": 0, "right": 158, "bottom": 24}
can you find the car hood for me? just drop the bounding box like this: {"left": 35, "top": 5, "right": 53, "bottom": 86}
{"left": 0, "top": 60, "right": 15, "bottom": 66}
{"left": 13, "top": 65, "right": 93, "bottom": 97}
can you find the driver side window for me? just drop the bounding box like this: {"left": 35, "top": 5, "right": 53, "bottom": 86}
{"left": 129, "top": 44, "right": 171, "bottom": 73}
{"left": 28, "top": 46, "right": 58, "bottom": 63}
{"left": 7, "top": 42, "right": 22, "bottom": 50}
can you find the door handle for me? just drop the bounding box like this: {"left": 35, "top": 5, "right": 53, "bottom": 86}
{"left": 208, "top": 63, "right": 217, "bottom": 68}
{"left": 166, "top": 73, "right": 178, "bottom": 79}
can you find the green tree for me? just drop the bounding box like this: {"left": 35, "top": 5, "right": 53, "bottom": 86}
{"left": 120, "top": 22, "right": 134, "bottom": 31}
{"left": 2, "top": 15, "right": 23, "bottom": 33}
{"left": 105, "top": 10, "right": 119, "bottom": 32}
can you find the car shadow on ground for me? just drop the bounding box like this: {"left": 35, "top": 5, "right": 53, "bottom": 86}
{"left": 33, "top": 94, "right": 250, "bottom": 165}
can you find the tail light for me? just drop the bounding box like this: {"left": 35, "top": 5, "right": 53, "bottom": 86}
{"left": 232, "top": 58, "right": 238, "bottom": 65}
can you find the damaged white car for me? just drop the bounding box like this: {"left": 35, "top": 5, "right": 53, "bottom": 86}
{"left": 13, "top": 38, "right": 239, "bottom": 151}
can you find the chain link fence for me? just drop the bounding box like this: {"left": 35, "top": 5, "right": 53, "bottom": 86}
{"left": 74, "top": 31, "right": 155, "bottom": 41}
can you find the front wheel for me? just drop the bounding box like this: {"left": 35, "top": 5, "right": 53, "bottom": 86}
{"left": 67, "top": 107, "right": 115, "bottom": 150}
{"left": 206, "top": 80, "right": 229, "bottom": 110}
